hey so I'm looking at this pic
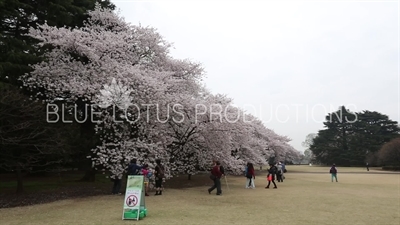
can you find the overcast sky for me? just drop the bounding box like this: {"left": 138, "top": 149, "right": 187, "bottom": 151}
{"left": 112, "top": 0, "right": 399, "bottom": 152}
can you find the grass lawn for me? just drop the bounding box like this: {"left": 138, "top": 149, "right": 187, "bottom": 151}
{"left": 1, "top": 165, "right": 399, "bottom": 225}
{"left": 285, "top": 165, "right": 393, "bottom": 173}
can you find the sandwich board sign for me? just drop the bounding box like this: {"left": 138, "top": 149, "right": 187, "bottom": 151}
{"left": 122, "top": 175, "right": 147, "bottom": 220}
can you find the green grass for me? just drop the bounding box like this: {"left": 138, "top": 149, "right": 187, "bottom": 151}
{"left": 1, "top": 165, "right": 399, "bottom": 225}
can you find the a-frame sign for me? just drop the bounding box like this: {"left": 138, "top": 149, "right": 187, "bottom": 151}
{"left": 122, "top": 175, "right": 147, "bottom": 220}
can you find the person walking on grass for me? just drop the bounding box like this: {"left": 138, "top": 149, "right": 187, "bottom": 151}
{"left": 276, "top": 162, "right": 284, "bottom": 182}
{"left": 208, "top": 161, "right": 223, "bottom": 195}
{"left": 245, "top": 163, "right": 256, "bottom": 188}
{"left": 265, "top": 163, "right": 278, "bottom": 189}
{"left": 281, "top": 161, "right": 286, "bottom": 180}
{"left": 330, "top": 163, "right": 338, "bottom": 182}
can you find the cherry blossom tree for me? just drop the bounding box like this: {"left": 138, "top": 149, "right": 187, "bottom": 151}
{"left": 20, "top": 4, "right": 301, "bottom": 179}
{"left": 20, "top": 4, "right": 209, "bottom": 178}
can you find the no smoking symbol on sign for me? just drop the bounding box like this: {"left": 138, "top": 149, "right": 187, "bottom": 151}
{"left": 126, "top": 195, "right": 138, "bottom": 207}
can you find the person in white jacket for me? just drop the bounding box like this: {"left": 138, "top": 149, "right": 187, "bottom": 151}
{"left": 276, "top": 162, "right": 284, "bottom": 182}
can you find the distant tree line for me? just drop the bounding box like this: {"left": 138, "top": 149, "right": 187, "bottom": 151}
{"left": 304, "top": 106, "right": 399, "bottom": 168}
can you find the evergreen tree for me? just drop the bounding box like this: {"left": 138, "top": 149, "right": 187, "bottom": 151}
{"left": 0, "top": 0, "right": 115, "bottom": 85}
{"left": 0, "top": 0, "right": 115, "bottom": 187}
{"left": 310, "top": 106, "right": 399, "bottom": 166}
{"left": 350, "top": 111, "right": 400, "bottom": 165}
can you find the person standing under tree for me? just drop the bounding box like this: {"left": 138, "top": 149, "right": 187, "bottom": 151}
{"left": 246, "top": 163, "right": 256, "bottom": 188}
{"left": 127, "top": 158, "right": 142, "bottom": 177}
{"left": 244, "top": 163, "right": 248, "bottom": 177}
{"left": 366, "top": 162, "right": 369, "bottom": 171}
{"left": 154, "top": 159, "right": 165, "bottom": 195}
{"left": 330, "top": 163, "right": 338, "bottom": 182}
{"left": 276, "top": 162, "right": 284, "bottom": 182}
{"left": 265, "top": 163, "right": 278, "bottom": 189}
{"left": 281, "top": 161, "right": 286, "bottom": 180}
{"left": 111, "top": 175, "right": 122, "bottom": 195}
{"left": 141, "top": 164, "right": 150, "bottom": 196}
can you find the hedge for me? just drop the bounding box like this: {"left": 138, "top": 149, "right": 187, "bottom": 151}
{"left": 382, "top": 166, "right": 400, "bottom": 171}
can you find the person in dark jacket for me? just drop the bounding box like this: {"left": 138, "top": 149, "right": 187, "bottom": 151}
{"left": 245, "top": 163, "right": 256, "bottom": 188}
{"left": 330, "top": 163, "right": 338, "bottom": 182}
{"left": 127, "top": 158, "right": 142, "bottom": 176}
{"left": 265, "top": 163, "right": 278, "bottom": 189}
{"left": 208, "top": 161, "right": 223, "bottom": 195}
{"left": 154, "top": 159, "right": 165, "bottom": 195}
{"left": 111, "top": 176, "right": 122, "bottom": 195}
{"left": 219, "top": 163, "right": 225, "bottom": 176}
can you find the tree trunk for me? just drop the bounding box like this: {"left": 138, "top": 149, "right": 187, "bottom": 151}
{"left": 16, "top": 166, "right": 24, "bottom": 194}
{"left": 76, "top": 101, "right": 97, "bottom": 182}
{"left": 187, "top": 174, "right": 191, "bottom": 180}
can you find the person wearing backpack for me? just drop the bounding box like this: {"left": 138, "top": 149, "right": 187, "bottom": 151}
{"left": 245, "top": 163, "right": 255, "bottom": 188}
{"left": 154, "top": 159, "right": 165, "bottom": 195}
{"left": 219, "top": 162, "right": 225, "bottom": 177}
{"left": 330, "top": 163, "right": 338, "bottom": 182}
{"left": 208, "top": 160, "right": 223, "bottom": 195}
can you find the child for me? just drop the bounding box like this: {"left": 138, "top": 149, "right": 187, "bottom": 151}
{"left": 141, "top": 164, "right": 150, "bottom": 196}
{"left": 330, "top": 163, "right": 338, "bottom": 182}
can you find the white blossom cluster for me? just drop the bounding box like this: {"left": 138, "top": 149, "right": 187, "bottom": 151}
{"left": 21, "top": 4, "right": 302, "bottom": 178}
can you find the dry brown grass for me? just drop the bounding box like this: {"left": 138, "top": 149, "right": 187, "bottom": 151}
{"left": 286, "top": 165, "right": 393, "bottom": 173}
{"left": 1, "top": 166, "right": 399, "bottom": 225}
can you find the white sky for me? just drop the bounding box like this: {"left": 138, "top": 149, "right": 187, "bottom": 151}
{"left": 112, "top": 0, "right": 399, "bottom": 152}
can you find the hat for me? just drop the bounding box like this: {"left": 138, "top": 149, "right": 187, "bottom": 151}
{"left": 278, "top": 162, "right": 281, "bottom": 165}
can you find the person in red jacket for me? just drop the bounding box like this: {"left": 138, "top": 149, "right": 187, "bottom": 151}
{"left": 208, "top": 161, "right": 223, "bottom": 195}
